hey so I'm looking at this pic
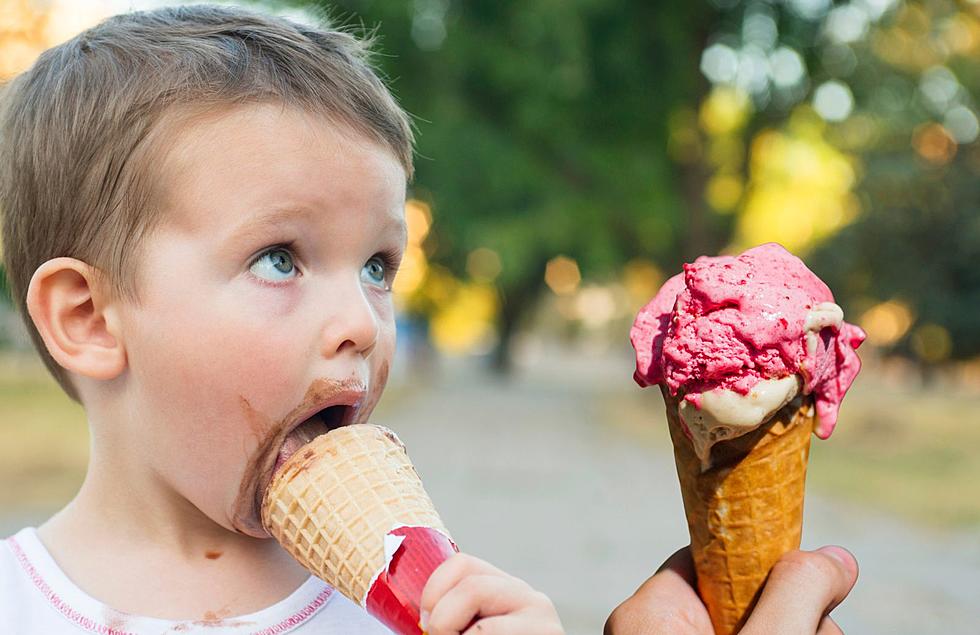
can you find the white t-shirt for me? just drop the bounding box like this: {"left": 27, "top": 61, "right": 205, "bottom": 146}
{"left": 1, "top": 527, "right": 393, "bottom": 634}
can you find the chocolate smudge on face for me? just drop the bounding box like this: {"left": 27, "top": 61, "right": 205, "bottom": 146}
{"left": 230, "top": 396, "right": 276, "bottom": 536}
{"left": 239, "top": 396, "right": 266, "bottom": 441}
{"left": 204, "top": 550, "right": 222, "bottom": 560}
{"left": 376, "top": 359, "right": 390, "bottom": 393}
{"left": 356, "top": 359, "right": 389, "bottom": 421}
{"left": 229, "top": 377, "right": 365, "bottom": 537}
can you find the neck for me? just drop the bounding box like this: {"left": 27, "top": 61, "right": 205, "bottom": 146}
{"left": 36, "top": 428, "right": 309, "bottom": 620}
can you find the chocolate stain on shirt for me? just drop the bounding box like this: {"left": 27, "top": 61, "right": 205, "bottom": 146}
{"left": 100, "top": 599, "right": 256, "bottom": 632}
{"left": 189, "top": 620, "right": 255, "bottom": 629}
{"left": 186, "top": 606, "right": 255, "bottom": 629}
{"left": 101, "top": 607, "right": 129, "bottom": 632}
{"left": 199, "top": 607, "right": 230, "bottom": 622}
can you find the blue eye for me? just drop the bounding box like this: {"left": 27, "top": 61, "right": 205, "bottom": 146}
{"left": 250, "top": 248, "right": 297, "bottom": 281}
{"left": 362, "top": 256, "right": 388, "bottom": 289}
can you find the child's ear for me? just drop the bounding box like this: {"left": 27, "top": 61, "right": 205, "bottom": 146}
{"left": 26, "top": 257, "right": 126, "bottom": 382}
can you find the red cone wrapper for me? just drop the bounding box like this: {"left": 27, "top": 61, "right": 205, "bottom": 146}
{"left": 365, "top": 525, "right": 459, "bottom": 635}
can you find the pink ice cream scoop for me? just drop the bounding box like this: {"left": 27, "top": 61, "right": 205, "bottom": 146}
{"left": 631, "top": 242, "right": 865, "bottom": 439}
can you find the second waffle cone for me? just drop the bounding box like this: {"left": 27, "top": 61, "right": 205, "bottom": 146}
{"left": 261, "top": 424, "right": 449, "bottom": 605}
{"left": 662, "top": 386, "right": 814, "bottom": 635}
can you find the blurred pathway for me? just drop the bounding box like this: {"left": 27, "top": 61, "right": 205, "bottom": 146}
{"left": 4, "top": 349, "right": 977, "bottom": 633}
{"left": 383, "top": 349, "right": 980, "bottom": 635}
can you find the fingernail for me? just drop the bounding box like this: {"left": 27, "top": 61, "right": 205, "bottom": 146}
{"left": 817, "top": 545, "right": 851, "bottom": 565}
{"left": 419, "top": 609, "right": 429, "bottom": 631}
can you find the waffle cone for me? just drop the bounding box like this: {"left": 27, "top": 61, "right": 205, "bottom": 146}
{"left": 261, "top": 424, "right": 450, "bottom": 606}
{"left": 661, "top": 386, "right": 814, "bottom": 635}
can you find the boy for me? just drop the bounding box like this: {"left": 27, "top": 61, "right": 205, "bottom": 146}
{"left": 0, "top": 5, "right": 561, "bottom": 633}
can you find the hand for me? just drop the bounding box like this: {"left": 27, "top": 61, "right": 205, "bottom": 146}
{"left": 604, "top": 545, "right": 858, "bottom": 635}
{"left": 420, "top": 552, "right": 564, "bottom": 635}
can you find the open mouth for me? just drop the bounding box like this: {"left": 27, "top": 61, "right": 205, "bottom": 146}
{"left": 246, "top": 383, "right": 366, "bottom": 536}
{"left": 272, "top": 404, "right": 355, "bottom": 475}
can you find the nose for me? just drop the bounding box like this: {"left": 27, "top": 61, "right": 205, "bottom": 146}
{"left": 319, "top": 280, "right": 380, "bottom": 359}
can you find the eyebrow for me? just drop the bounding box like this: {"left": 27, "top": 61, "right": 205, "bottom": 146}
{"left": 225, "top": 206, "right": 317, "bottom": 246}
{"left": 226, "top": 205, "right": 408, "bottom": 248}
{"left": 388, "top": 212, "right": 409, "bottom": 246}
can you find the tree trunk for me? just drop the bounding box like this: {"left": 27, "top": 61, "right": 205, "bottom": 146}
{"left": 491, "top": 270, "right": 545, "bottom": 375}
{"left": 680, "top": 160, "right": 711, "bottom": 260}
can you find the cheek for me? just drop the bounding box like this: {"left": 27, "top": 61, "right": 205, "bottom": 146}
{"left": 127, "top": 286, "right": 306, "bottom": 455}
{"left": 123, "top": 286, "right": 313, "bottom": 525}
{"left": 372, "top": 293, "right": 396, "bottom": 352}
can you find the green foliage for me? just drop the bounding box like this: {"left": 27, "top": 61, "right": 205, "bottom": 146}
{"left": 310, "top": 0, "right": 720, "bottom": 346}
{"left": 293, "top": 0, "right": 980, "bottom": 362}
{"left": 810, "top": 149, "right": 980, "bottom": 359}
{"left": 664, "top": 0, "right": 980, "bottom": 361}
{"left": 774, "top": 1, "right": 980, "bottom": 360}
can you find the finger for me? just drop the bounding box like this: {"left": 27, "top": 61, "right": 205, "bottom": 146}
{"left": 604, "top": 547, "right": 712, "bottom": 634}
{"left": 633, "top": 547, "right": 704, "bottom": 612}
{"left": 425, "top": 574, "right": 536, "bottom": 635}
{"left": 462, "top": 614, "right": 564, "bottom": 635}
{"left": 741, "top": 547, "right": 859, "bottom": 635}
{"left": 421, "top": 553, "right": 508, "bottom": 615}
{"left": 816, "top": 615, "right": 844, "bottom": 635}
{"left": 654, "top": 546, "right": 697, "bottom": 583}
{"left": 817, "top": 546, "right": 859, "bottom": 614}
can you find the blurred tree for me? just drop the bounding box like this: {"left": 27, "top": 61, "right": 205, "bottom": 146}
{"left": 299, "top": 0, "right": 978, "bottom": 369}
{"left": 298, "top": 0, "right": 724, "bottom": 369}
{"left": 808, "top": 1, "right": 980, "bottom": 363}
{"left": 658, "top": 0, "right": 979, "bottom": 363}
{"left": 755, "top": 0, "right": 976, "bottom": 363}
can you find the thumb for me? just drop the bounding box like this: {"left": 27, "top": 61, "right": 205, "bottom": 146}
{"left": 741, "top": 546, "right": 858, "bottom": 635}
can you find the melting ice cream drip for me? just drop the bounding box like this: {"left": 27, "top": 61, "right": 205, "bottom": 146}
{"left": 679, "top": 375, "right": 802, "bottom": 470}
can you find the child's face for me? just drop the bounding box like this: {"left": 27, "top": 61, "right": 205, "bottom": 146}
{"left": 115, "top": 104, "right": 407, "bottom": 538}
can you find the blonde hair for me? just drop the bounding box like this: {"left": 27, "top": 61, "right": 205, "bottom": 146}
{"left": 0, "top": 5, "right": 414, "bottom": 401}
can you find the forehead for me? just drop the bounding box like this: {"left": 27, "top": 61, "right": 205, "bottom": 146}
{"left": 151, "top": 103, "right": 407, "bottom": 233}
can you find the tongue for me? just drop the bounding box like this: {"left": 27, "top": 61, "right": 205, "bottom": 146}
{"left": 274, "top": 416, "right": 331, "bottom": 475}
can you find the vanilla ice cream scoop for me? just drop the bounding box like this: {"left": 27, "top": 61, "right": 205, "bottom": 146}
{"left": 678, "top": 375, "right": 802, "bottom": 469}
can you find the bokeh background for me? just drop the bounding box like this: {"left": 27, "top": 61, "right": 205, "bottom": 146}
{"left": 2, "top": 0, "right": 979, "bottom": 633}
